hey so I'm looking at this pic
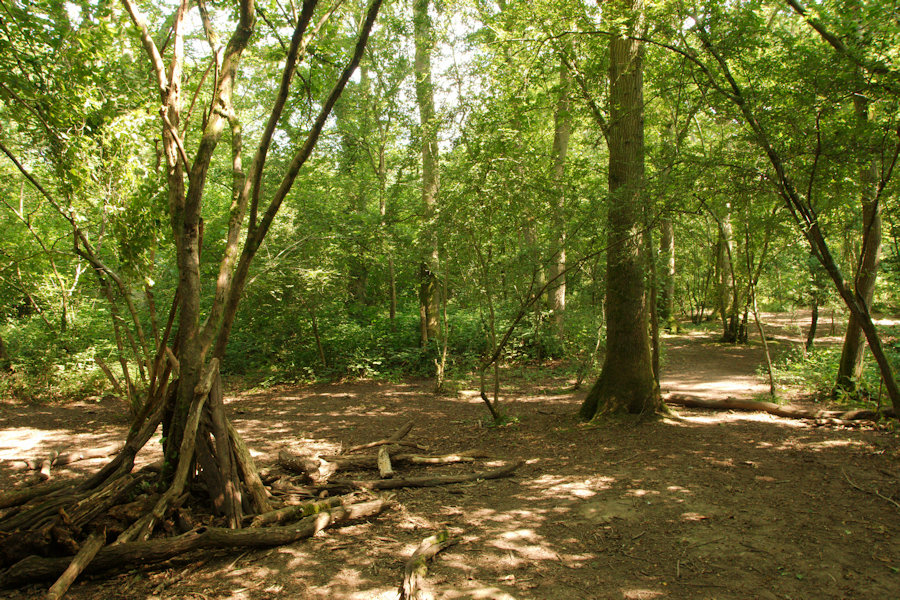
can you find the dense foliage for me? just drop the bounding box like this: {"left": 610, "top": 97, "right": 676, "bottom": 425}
{"left": 0, "top": 0, "right": 898, "bottom": 405}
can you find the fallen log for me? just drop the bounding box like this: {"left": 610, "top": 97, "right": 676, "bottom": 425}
{"left": 0, "top": 481, "right": 70, "bottom": 511}
{"left": 21, "top": 445, "right": 123, "bottom": 471}
{"left": 1, "top": 498, "right": 391, "bottom": 588}
{"left": 329, "top": 461, "right": 525, "bottom": 492}
{"left": 399, "top": 530, "right": 458, "bottom": 600}
{"left": 665, "top": 394, "right": 897, "bottom": 420}
{"left": 277, "top": 449, "right": 321, "bottom": 482}
{"left": 247, "top": 495, "right": 348, "bottom": 528}
{"left": 319, "top": 450, "right": 489, "bottom": 471}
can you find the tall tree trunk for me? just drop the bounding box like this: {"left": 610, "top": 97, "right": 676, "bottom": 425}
{"left": 659, "top": 219, "right": 676, "bottom": 329}
{"left": 346, "top": 64, "right": 370, "bottom": 306}
{"left": 715, "top": 212, "right": 739, "bottom": 343}
{"left": 414, "top": 0, "right": 440, "bottom": 345}
{"left": 548, "top": 56, "right": 571, "bottom": 342}
{"left": 580, "top": 0, "right": 661, "bottom": 419}
{"left": 835, "top": 95, "right": 881, "bottom": 392}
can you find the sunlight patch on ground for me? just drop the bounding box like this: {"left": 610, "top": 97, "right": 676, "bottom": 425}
{"left": 676, "top": 411, "right": 807, "bottom": 427}
{"left": 0, "top": 427, "right": 71, "bottom": 459}
{"left": 444, "top": 586, "right": 519, "bottom": 600}
{"left": 622, "top": 588, "right": 665, "bottom": 599}
{"left": 489, "top": 528, "right": 561, "bottom": 562}
{"left": 526, "top": 474, "right": 615, "bottom": 500}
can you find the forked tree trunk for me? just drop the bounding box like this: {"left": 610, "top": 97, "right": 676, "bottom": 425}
{"left": 580, "top": 0, "right": 661, "bottom": 419}
{"left": 118, "top": 0, "right": 385, "bottom": 526}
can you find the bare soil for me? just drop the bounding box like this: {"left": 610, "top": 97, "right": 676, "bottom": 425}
{"left": 1, "top": 317, "right": 899, "bottom": 600}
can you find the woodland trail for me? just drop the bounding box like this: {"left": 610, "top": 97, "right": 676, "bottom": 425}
{"left": 2, "top": 317, "right": 899, "bottom": 600}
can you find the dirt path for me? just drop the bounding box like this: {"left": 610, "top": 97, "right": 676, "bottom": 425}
{"left": 2, "top": 328, "right": 899, "bottom": 600}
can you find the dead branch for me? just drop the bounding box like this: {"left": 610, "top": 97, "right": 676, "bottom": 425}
{"left": 329, "top": 460, "right": 525, "bottom": 492}
{"left": 248, "top": 495, "right": 350, "bottom": 528}
{"left": 226, "top": 420, "right": 272, "bottom": 513}
{"left": 399, "top": 530, "right": 458, "bottom": 600}
{"left": 377, "top": 446, "right": 394, "bottom": 479}
{"left": 21, "top": 445, "right": 123, "bottom": 471}
{"left": 320, "top": 450, "right": 489, "bottom": 472}
{"left": 45, "top": 528, "right": 105, "bottom": 600}
{"left": 0, "top": 481, "right": 70, "bottom": 511}
{"left": 842, "top": 469, "right": 900, "bottom": 512}
{"left": 1, "top": 498, "right": 391, "bottom": 588}
{"left": 344, "top": 420, "right": 415, "bottom": 453}
{"left": 277, "top": 449, "right": 322, "bottom": 482}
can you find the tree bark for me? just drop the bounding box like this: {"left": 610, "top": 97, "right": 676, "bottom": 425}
{"left": 580, "top": 0, "right": 661, "bottom": 419}
{"left": 414, "top": 0, "right": 440, "bottom": 346}
{"left": 659, "top": 219, "right": 676, "bottom": 328}
{"left": 548, "top": 55, "right": 571, "bottom": 341}
{"left": 835, "top": 94, "right": 881, "bottom": 393}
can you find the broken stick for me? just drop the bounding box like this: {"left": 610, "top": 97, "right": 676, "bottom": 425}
{"left": 45, "top": 528, "right": 105, "bottom": 600}
{"left": 399, "top": 530, "right": 458, "bottom": 600}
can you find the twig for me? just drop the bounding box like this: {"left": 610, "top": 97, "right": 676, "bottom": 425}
{"left": 842, "top": 469, "right": 900, "bottom": 511}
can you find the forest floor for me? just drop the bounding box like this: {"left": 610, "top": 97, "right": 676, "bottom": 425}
{"left": 1, "top": 314, "right": 899, "bottom": 600}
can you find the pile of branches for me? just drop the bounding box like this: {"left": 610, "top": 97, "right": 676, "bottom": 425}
{"left": 0, "top": 419, "right": 521, "bottom": 598}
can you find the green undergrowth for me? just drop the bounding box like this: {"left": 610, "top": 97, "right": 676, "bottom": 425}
{"left": 772, "top": 335, "right": 900, "bottom": 409}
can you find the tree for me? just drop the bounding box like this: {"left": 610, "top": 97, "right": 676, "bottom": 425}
{"left": 414, "top": 0, "right": 441, "bottom": 346}
{"left": 91, "top": 0, "right": 384, "bottom": 535}
{"left": 681, "top": 0, "right": 900, "bottom": 411}
{"left": 580, "top": 0, "right": 662, "bottom": 419}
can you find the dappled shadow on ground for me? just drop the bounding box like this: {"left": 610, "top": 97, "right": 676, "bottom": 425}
{"left": 2, "top": 330, "right": 899, "bottom": 600}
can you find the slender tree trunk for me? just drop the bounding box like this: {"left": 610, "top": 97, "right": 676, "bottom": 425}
{"left": 548, "top": 56, "right": 571, "bottom": 342}
{"left": 836, "top": 95, "right": 881, "bottom": 392}
{"left": 580, "top": 0, "right": 661, "bottom": 419}
{"left": 715, "top": 213, "right": 739, "bottom": 343}
{"left": 345, "top": 64, "right": 370, "bottom": 306}
{"left": 659, "top": 219, "right": 676, "bottom": 329}
{"left": 0, "top": 332, "right": 11, "bottom": 372}
{"left": 413, "top": 0, "right": 440, "bottom": 345}
{"left": 806, "top": 300, "right": 818, "bottom": 352}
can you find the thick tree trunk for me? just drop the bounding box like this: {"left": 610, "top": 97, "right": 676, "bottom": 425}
{"left": 580, "top": 0, "right": 661, "bottom": 419}
{"left": 414, "top": 0, "right": 440, "bottom": 345}
{"left": 836, "top": 95, "right": 881, "bottom": 393}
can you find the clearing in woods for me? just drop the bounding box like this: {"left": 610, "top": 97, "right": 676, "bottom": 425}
{"left": 1, "top": 315, "right": 898, "bottom": 599}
